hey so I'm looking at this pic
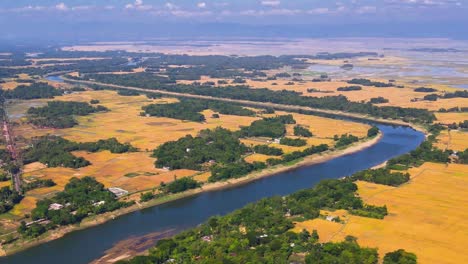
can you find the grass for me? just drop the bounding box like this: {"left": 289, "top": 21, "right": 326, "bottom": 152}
{"left": 295, "top": 162, "right": 468, "bottom": 264}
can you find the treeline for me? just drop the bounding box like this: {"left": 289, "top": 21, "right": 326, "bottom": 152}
{"left": 19, "top": 177, "right": 133, "bottom": 238}
{"left": 253, "top": 145, "right": 283, "bottom": 156}
{"left": 142, "top": 99, "right": 256, "bottom": 122}
{"left": 423, "top": 90, "right": 468, "bottom": 101}
{"left": 22, "top": 179, "right": 56, "bottom": 192}
{"left": 438, "top": 106, "right": 468, "bottom": 113}
{"left": 347, "top": 78, "right": 394, "bottom": 87}
{"left": 119, "top": 179, "right": 394, "bottom": 264}
{"left": 337, "top": 86, "right": 362, "bottom": 91}
{"left": 335, "top": 134, "right": 359, "bottom": 148}
{"left": 80, "top": 74, "right": 435, "bottom": 123}
{"left": 414, "top": 87, "right": 437, "bottom": 93}
{"left": 209, "top": 161, "right": 267, "bottom": 182}
{"left": 447, "top": 120, "right": 468, "bottom": 130}
{"left": 350, "top": 168, "right": 410, "bottom": 187}
{"left": 2, "top": 82, "right": 62, "bottom": 100}
{"left": 23, "top": 136, "right": 136, "bottom": 169}
{"left": 269, "top": 144, "right": 330, "bottom": 166}
{"left": 27, "top": 101, "right": 108, "bottom": 128}
{"left": 239, "top": 115, "right": 295, "bottom": 138}
{"left": 153, "top": 128, "right": 248, "bottom": 170}
{"left": 280, "top": 137, "right": 307, "bottom": 147}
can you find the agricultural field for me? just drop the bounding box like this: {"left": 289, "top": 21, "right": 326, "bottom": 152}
{"left": 435, "top": 130, "right": 468, "bottom": 151}
{"left": 3, "top": 87, "right": 372, "bottom": 223}
{"left": 294, "top": 162, "right": 468, "bottom": 264}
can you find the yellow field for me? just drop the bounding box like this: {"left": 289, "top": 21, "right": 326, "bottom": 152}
{"left": 435, "top": 130, "right": 468, "bottom": 151}
{"left": 435, "top": 112, "right": 468, "bottom": 124}
{"left": 7, "top": 89, "right": 371, "bottom": 221}
{"left": 22, "top": 151, "right": 199, "bottom": 197}
{"left": 295, "top": 162, "right": 468, "bottom": 264}
{"left": 1, "top": 81, "right": 31, "bottom": 90}
{"left": 8, "top": 90, "right": 260, "bottom": 149}
{"left": 244, "top": 154, "right": 276, "bottom": 163}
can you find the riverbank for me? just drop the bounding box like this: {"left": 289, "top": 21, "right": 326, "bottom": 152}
{"left": 0, "top": 133, "right": 383, "bottom": 256}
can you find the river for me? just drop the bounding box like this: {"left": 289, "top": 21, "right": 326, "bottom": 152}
{"left": 0, "top": 124, "right": 424, "bottom": 264}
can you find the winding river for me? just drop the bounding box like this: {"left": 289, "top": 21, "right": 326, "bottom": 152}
{"left": 0, "top": 124, "right": 424, "bottom": 264}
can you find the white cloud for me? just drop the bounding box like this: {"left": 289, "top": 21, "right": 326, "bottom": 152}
{"left": 55, "top": 2, "right": 68, "bottom": 11}
{"left": 261, "top": 0, "right": 281, "bottom": 6}
{"left": 356, "top": 5, "right": 377, "bottom": 13}
{"left": 125, "top": 0, "right": 152, "bottom": 11}
{"left": 165, "top": 2, "right": 178, "bottom": 10}
{"left": 197, "top": 2, "right": 207, "bottom": 8}
{"left": 307, "top": 8, "right": 331, "bottom": 14}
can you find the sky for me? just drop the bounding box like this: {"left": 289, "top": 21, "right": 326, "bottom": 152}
{"left": 0, "top": 0, "right": 467, "bottom": 42}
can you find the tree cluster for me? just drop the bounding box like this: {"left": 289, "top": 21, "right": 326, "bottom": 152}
{"left": 293, "top": 125, "right": 313, "bottom": 137}
{"left": 27, "top": 101, "right": 108, "bottom": 128}
{"left": 23, "top": 136, "right": 136, "bottom": 168}
{"left": 153, "top": 127, "right": 248, "bottom": 170}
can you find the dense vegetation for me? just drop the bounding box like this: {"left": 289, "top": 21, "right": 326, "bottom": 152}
{"left": 280, "top": 137, "right": 307, "bottom": 147}
{"left": 119, "top": 179, "right": 389, "bottom": 263}
{"left": 19, "top": 177, "right": 133, "bottom": 238}
{"left": 162, "top": 177, "right": 201, "bottom": 194}
{"left": 383, "top": 249, "right": 417, "bottom": 264}
{"left": 239, "top": 115, "right": 295, "bottom": 138}
{"left": 253, "top": 145, "right": 283, "bottom": 156}
{"left": 142, "top": 99, "right": 256, "bottom": 122}
{"left": 367, "top": 126, "right": 380, "bottom": 137}
{"left": 23, "top": 136, "right": 136, "bottom": 168}
{"left": 209, "top": 161, "right": 267, "bottom": 182}
{"left": 79, "top": 74, "right": 435, "bottom": 123}
{"left": 347, "top": 78, "right": 393, "bottom": 87}
{"left": 350, "top": 168, "right": 410, "bottom": 186}
{"left": 369, "top": 97, "right": 389, "bottom": 104}
{"left": 423, "top": 90, "right": 468, "bottom": 101}
{"left": 27, "top": 101, "right": 108, "bottom": 128}
{"left": 335, "top": 134, "right": 359, "bottom": 148}
{"left": 414, "top": 87, "right": 437, "bottom": 93}
{"left": 294, "top": 125, "right": 313, "bottom": 137}
{"left": 2, "top": 82, "right": 62, "bottom": 100}
{"left": 22, "top": 179, "right": 56, "bottom": 192}
{"left": 0, "top": 187, "right": 23, "bottom": 214}
{"left": 117, "top": 89, "right": 140, "bottom": 96}
{"left": 152, "top": 128, "right": 248, "bottom": 170}
{"left": 337, "top": 86, "right": 362, "bottom": 91}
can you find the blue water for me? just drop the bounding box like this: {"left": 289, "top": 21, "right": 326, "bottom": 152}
{"left": 45, "top": 75, "right": 64, "bottom": 83}
{"left": 0, "top": 124, "right": 424, "bottom": 264}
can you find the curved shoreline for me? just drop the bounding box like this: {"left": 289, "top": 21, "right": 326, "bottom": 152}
{"left": 1, "top": 133, "right": 383, "bottom": 256}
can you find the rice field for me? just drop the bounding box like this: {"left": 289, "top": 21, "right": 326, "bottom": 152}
{"left": 294, "top": 162, "right": 468, "bottom": 264}
{"left": 7, "top": 89, "right": 371, "bottom": 220}
{"left": 435, "top": 130, "right": 468, "bottom": 151}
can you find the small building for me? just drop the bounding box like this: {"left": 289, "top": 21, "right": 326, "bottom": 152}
{"left": 93, "top": 201, "right": 106, "bottom": 206}
{"left": 108, "top": 187, "right": 129, "bottom": 197}
{"left": 273, "top": 138, "right": 281, "bottom": 144}
{"left": 49, "top": 203, "right": 64, "bottom": 211}
{"left": 326, "top": 215, "right": 335, "bottom": 222}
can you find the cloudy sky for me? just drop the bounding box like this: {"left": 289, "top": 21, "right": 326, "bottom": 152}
{"left": 0, "top": 0, "right": 467, "bottom": 41}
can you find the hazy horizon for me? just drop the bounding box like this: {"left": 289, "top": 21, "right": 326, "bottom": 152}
{"left": 1, "top": 0, "right": 468, "bottom": 44}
